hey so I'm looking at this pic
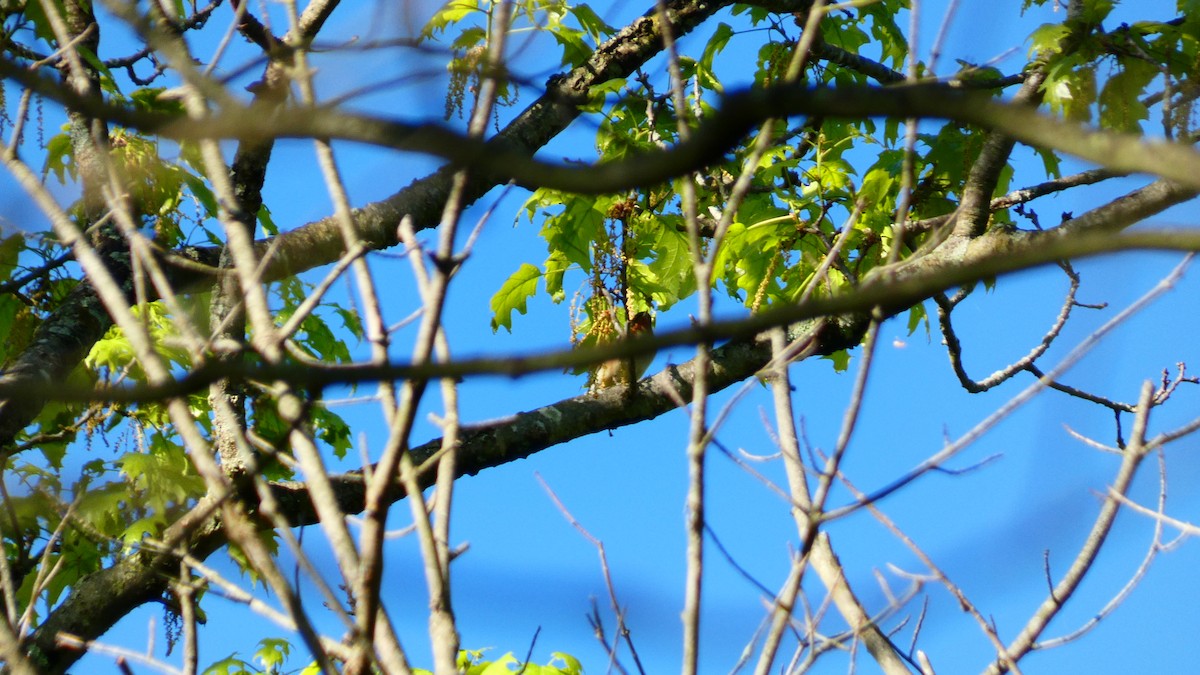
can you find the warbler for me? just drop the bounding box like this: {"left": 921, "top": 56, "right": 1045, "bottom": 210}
{"left": 589, "top": 311, "right": 654, "bottom": 392}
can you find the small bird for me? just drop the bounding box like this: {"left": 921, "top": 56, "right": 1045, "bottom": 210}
{"left": 588, "top": 311, "right": 654, "bottom": 392}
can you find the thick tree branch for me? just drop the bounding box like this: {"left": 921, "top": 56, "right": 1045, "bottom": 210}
{"left": 9, "top": 72, "right": 1200, "bottom": 262}
{"left": 16, "top": 81, "right": 1198, "bottom": 205}
{"left": 27, "top": 513, "right": 229, "bottom": 674}
{"left": 0, "top": 0, "right": 125, "bottom": 454}
{"left": 952, "top": 70, "right": 1047, "bottom": 238}
{"left": 12, "top": 221, "right": 1200, "bottom": 407}
{"left": 269, "top": 315, "right": 867, "bottom": 526}
{"left": 61, "top": 83, "right": 1200, "bottom": 201}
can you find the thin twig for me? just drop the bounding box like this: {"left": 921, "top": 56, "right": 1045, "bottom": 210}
{"left": 536, "top": 473, "right": 644, "bottom": 675}
{"left": 985, "top": 381, "right": 1157, "bottom": 673}
{"left": 828, "top": 256, "right": 1193, "bottom": 520}
{"left": 937, "top": 262, "right": 1082, "bottom": 393}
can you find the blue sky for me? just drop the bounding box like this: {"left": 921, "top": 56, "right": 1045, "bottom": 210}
{"left": 6, "top": 0, "right": 1200, "bottom": 673}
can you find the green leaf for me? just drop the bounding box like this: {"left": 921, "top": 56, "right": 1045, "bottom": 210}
{"left": 312, "top": 407, "right": 353, "bottom": 460}
{"left": 552, "top": 27, "right": 592, "bottom": 67}
{"left": 474, "top": 653, "right": 520, "bottom": 675}
{"left": 334, "top": 306, "right": 364, "bottom": 340}
{"left": 1079, "top": 0, "right": 1114, "bottom": 25}
{"left": 571, "top": 4, "right": 616, "bottom": 41}
{"left": 698, "top": 22, "right": 734, "bottom": 91}
{"left": 1043, "top": 63, "right": 1096, "bottom": 122}
{"left": 906, "top": 302, "right": 929, "bottom": 337}
{"left": 1027, "top": 23, "right": 1072, "bottom": 57}
{"left": 74, "top": 482, "right": 129, "bottom": 539}
{"left": 43, "top": 132, "right": 74, "bottom": 184}
{"left": 538, "top": 194, "right": 604, "bottom": 270}
{"left": 643, "top": 219, "right": 693, "bottom": 309}
{"left": 22, "top": 0, "right": 63, "bottom": 44}
{"left": 0, "top": 295, "right": 21, "bottom": 364}
{"left": 203, "top": 654, "right": 255, "bottom": 675}
{"left": 422, "top": 0, "right": 481, "bottom": 40}
{"left": 117, "top": 436, "right": 205, "bottom": 512}
{"left": 255, "top": 638, "right": 292, "bottom": 670}
{"left": 257, "top": 204, "right": 278, "bottom": 235}
{"left": 76, "top": 46, "right": 119, "bottom": 95}
{"left": 1099, "top": 59, "right": 1156, "bottom": 132}
{"left": 457, "top": 649, "right": 488, "bottom": 669}
{"left": 550, "top": 652, "right": 583, "bottom": 674}
{"left": 858, "top": 165, "right": 899, "bottom": 207}
{"left": 183, "top": 174, "right": 219, "bottom": 217}
{"left": 451, "top": 25, "right": 487, "bottom": 50}
{"left": 1033, "top": 145, "right": 1062, "bottom": 179}
{"left": 821, "top": 15, "right": 870, "bottom": 56}
{"left": 295, "top": 313, "right": 352, "bottom": 363}
{"left": 544, "top": 250, "right": 570, "bottom": 301}
{"left": 863, "top": 1, "right": 909, "bottom": 68}
{"left": 490, "top": 263, "right": 541, "bottom": 332}
{"left": 0, "top": 234, "right": 22, "bottom": 283}
{"left": 582, "top": 77, "right": 625, "bottom": 113}
{"left": 121, "top": 516, "right": 165, "bottom": 548}
{"left": 824, "top": 349, "right": 851, "bottom": 372}
{"left": 130, "top": 87, "right": 185, "bottom": 115}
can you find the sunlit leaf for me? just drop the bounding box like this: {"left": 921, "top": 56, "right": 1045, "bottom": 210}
{"left": 490, "top": 263, "right": 541, "bottom": 332}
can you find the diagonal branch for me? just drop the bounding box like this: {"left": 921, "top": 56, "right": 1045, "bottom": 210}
{"left": 268, "top": 315, "right": 866, "bottom": 526}
{"left": 50, "top": 82, "right": 1200, "bottom": 201}
{"left": 19, "top": 221, "right": 1200, "bottom": 408}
